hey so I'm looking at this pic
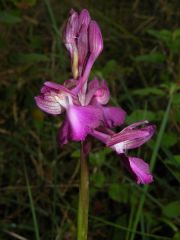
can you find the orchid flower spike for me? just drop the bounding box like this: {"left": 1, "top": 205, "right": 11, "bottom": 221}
{"left": 35, "top": 9, "right": 156, "bottom": 185}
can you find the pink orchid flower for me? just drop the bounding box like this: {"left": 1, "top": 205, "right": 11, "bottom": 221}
{"left": 35, "top": 9, "right": 155, "bottom": 184}
{"left": 91, "top": 121, "right": 156, "bottom": 184}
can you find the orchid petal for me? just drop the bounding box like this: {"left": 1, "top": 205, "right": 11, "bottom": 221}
{"left": 44, "top": 81, "right": 74, "bottom": 96}
{"left": 88, "top": 77, "right": 100, "bottom": 90}
{"left": 90, "top": 129, "right": 110, "bottom": 143}
{"left": 121, "top": 120, "right": 149, "bottom": 132}
{"left": 63, "top": 9, "right": 79, "bottom": 57}
{"left": 57, "top": 119, "right": 71, "bottom": 146}
{"left": 77, "top": 24, "right": 89, "bottom": 76}
{"left": 93, "top": 80, "right": 110, "bottom": 105}
{"left": 89, "top": 20, "right": 103, "bottom": 59}
{"left": 85, "top": 79, "right": 110, "bottom": 105}
{"left": 107, "top": 122, "right": 156, "bottom": 152}
{"left": 35, "top": 82, "right": 75, "bottom": 115}
{"left": 67, "top": 105, "right": 103, "bottom": 141}
{"left": 35, "top": 95, "right": 62, "bottom": 115}
{"left": 123, "top": 156, "right": 153, "bottom": 184}
{"left": 79, "top": 9, "right": 91, "bottom": 28}
{"left": 102, "top": 106, "right": 126, "bottom": 128}
{"left": 85, "top": 78, "right": 100, "bottom": 105}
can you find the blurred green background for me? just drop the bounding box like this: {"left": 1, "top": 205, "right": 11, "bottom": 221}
{"left": 0, "top": 0, "right": 180, "bottom": 239}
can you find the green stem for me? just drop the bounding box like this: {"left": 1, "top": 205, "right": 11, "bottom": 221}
{"left": 77, "top": 142, "right": 89, "bottom": 240}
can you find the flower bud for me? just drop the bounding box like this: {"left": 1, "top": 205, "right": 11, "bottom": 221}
{"left": 63, "top": 10, "right": 79, "bottom": 79}
{"left": 79, "top": 9, "right": 91, "bottom": 29}
{"left": 63, "top": 10, "right": 79, "bottom": 56}
{"left": 89, "top": 20, "right": 103, "bottom": 59}
{"left": 77, "top": 24, "right": 88, "bottom": 75}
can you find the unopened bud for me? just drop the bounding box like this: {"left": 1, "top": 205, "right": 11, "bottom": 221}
{"left": 79, "top": 9, "right": 91, "bottom": 29}
{"left": 89, "top": 20, "right": 103, "bottom": 59}
{"left": 77, "top": 24, "right": 88, "bottom": 75}
{"left": 63, "top": 9, "right": 79, "bottom": 57}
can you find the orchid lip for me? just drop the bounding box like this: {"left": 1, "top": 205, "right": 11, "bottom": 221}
{"left": 126, "top": 156, "right": 153, "bottom": 184}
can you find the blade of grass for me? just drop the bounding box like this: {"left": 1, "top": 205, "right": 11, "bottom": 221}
{"left": 126, "top": 201, "right": 136, "bottom": 240}
{"left": 44, "top": 0, "right": 65, "bottom": 72}
{"left": 140, "top": 214, "right": 146, "bottom": 240}
{"left": 44, "top": 0, "right": 60, "bottom": 36}
{"left": 91, "top": 216, "right": 171, "bottom": 240}
{"left": 129, "top": 86, "right": 174, "bottom": 240}
{"left": 24, "top": 164, "right": 40, "bottom": 240}
{"left": 58, "top": 199, "right": 172, "bottom": 240}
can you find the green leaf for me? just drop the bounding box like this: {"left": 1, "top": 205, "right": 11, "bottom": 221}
{"left": 174, "top": 155, "right": 180, "bottom": 165}
{"left": 173, "top": 231, "right": 180, "bottom": 240}
{"left": 172, "top": 93, "right": 180, "bottom": 105}
{"left": 173, "top": 106, "right": 180, "bottom": 123}
{"left": 89, "top": 153, "right": 105, "bottom": 166}
{"left": 0, "top": 11, "right": 22, "bottom": 24}
{"left": 161, "top": 132, "right": 178, "bottom": 148}
{"left": 108, "top": 184, "right": 130, "bottom": 203}
{"left": 71, "top": 150, "right": 80, "bottom": 158}
{"left": 132, "top": 87, "right": 164, "bottom": 96}
{"left": 160, "top": 71, "right": 171, "bottom": 82}
{"left": 102, "top": 60, "right": 119, "bottom": 76}
{"left": 147, "top": 29, "right": 172, "bottom": 43}
{"left": 134, "top": 52, "right": 165, "bottom": 63}
{"left": 126, "top": 110, "right": 156, "bottom": 124}
{"left": 173, "top": 29, "right": 180, "bottom": 38}
{"left": 91, "top": 171, "right": 105, "bottom": 188}
{"left": 163, "top": 201, "right": 180, "bottom": 218}
{"left": 89, "top": 148, "right": 112, "bottom": 166}
{"left": 165, "top": 155, "right": 180, "bottom": 167}
{"left": 16, "top": 53, "right": 49, "bottom": 64}
{"left": 108, "top": 184, "right": 122, "bottom": 202}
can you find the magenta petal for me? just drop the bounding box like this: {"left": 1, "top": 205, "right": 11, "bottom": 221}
{"left": 58, "top": 119, "right": 71, "bottom": 146}
{"left": 35, "top": 96, "right": 62, "bottom": 115}
{"left": 86, "top": 79, "right": 110, "bottom": 105}
{"left": 67, "top": 105, "right": 103, "bottom": 141}
{"left": 89, "top": 20, "right": 103, "bottom": 58}
{"left": 102, "top": 106, "right": 126, "bottom": 128}
{"left": 94, "top": 80, "right": 110, "bottom": 105}
{"left": 63, "top": 9, "right": 79, "bottom": 57}
{"left": 35, "top": 81, "right": 77, "bottom": 115}
{"left": 88, "top": 77, "right": 100, "bottom": 90}
{"left": 107, "top": 122, "right": 156, "bottom": 150}
{"left": 122, "top": 120, "right": 149, "bottom": 131}
{"left": 125, "top": 157, "right": 153, "bottom": 184}
{"left": 90, "top": 129, "right": 110, "bottom": 143}
{"left": 77, "top": 24, "right": 88, "bottom": 75}
{"left": 85, "top": 78, "right": 100, "bottom": 104}
{"left": 44, "top": 81, "right": 74, "bottom": 95}
{"left": 79, "top": 9, "right": 91, "bottom": 28}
